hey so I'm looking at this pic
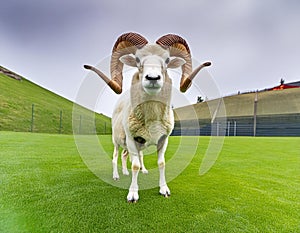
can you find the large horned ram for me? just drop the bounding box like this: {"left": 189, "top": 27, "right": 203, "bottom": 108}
{"left": 84, "top": 32, "right": 210, "bottom": 202}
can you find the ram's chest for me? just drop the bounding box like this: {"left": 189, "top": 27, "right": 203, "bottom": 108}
{"left": 128, "top": 102, "right": 174, "bottom": 145}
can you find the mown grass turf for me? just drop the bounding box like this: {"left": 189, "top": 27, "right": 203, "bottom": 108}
{"left": 0, "top": 132, "right": 299, "bottom": 232}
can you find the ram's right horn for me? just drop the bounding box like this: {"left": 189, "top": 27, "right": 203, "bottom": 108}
{"left": 84, "top": 32, "right": 148, "bottom": 94}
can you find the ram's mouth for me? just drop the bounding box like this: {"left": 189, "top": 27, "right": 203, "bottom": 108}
{"left": 145, "top": 86, "right": 161, "bottom": 92}
{"left": 145, "top": 82, "right": 161, "bottom": 89}
{"left": 147, "top": 85, "right": 160, "bottom": 89}
{"left": 144, "top": 85, "right": 162, "bottom": 95}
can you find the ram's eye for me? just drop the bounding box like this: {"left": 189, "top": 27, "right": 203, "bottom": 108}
{"left": 165, "top": 58, "right": 170, "bottom": 64}
{"left": 136, "top": 57, "right": 140, "bottom": 63}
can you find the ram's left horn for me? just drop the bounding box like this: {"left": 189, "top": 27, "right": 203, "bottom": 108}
{"left": 179, "top": 61, "right": 211, "bottom": 92}
{"left": 156, "top": 34, "right": 211, "bottom": 93}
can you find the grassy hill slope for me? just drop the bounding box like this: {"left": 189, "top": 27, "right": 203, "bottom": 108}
{"left": 0, "top": 72, "right": 111, "bottom": 134}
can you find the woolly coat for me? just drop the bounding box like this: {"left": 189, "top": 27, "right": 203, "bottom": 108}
{"left": 112, "top": 72, "right": 174, "bottom": 150}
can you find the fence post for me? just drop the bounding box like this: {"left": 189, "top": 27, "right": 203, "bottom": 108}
{"left": 79, "top": 115, "right": 82, "bottom": 134}
{"left": 59, "top": 110, "right": 62, "bottom": 134}
{"left": 31, "top": 104, "right": 34, "bottom": 132}
{"left": 253, "top": 92, "right": 258, "bottom": 137}
{"left": 234, "top": 121, "right": 237, "bottom": 136}
{"left": 227, "top": 121, "right": 230, "bottom": 136}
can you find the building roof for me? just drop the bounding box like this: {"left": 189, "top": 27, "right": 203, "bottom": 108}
{"left": 266, "top": 80, "right": 300, "bottom": 91}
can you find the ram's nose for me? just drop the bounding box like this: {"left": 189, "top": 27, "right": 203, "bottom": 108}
{"left": 145, "top": 75, "right": 161, "bottom": 84}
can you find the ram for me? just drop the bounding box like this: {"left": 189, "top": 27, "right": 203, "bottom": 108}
{"left": 84, "top": 32, "right": 210, "bottom": 202}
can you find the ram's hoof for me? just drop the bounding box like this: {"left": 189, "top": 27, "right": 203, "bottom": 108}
{"left": 127, "top": 191, "right": 139, "bottom": 203}
{"left": 113, "top": 173, "right": 120, "bottom": 180}
{"left": 160, "top": 192, "right": 171, "bottom": 198}
{"left": 122, "top": 169, "right": 129, "bottom": 176}
{"left": 159, "top": 185, "right": 171, "bottom": 198}
{"left": 141, "top": 168, "right": 148, "bottom": 174}
{"left": 127, "top": 199, "right": 138, "bottom": 204}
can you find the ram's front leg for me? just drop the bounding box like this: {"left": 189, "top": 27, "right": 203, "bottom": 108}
{"left": 126, "top": 139, "right": 141, "bottom": 202}
{"left": 157, "top": 135, "right": 170, "bottom": 197}
{"left": 127, "top": 153, "right": 140, "bottom": 202}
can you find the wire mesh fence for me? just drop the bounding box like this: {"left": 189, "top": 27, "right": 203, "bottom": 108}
{"left": 172, "top": 113, "right": 300, "bottom": 136}
{"left": 27, "top": 103, "right": 111, "bottom": 135}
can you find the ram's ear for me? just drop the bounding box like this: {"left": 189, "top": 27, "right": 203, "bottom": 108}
{"left": 167, "top": 57, "right": 186, "bottom": 69}
{"left": 119, "top": 54, "right": 137, "bottom": 67}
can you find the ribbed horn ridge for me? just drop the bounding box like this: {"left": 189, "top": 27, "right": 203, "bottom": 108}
{"left": 84, "top": 32, "right": 148, "bottom": 94}
{"left": 110, "top": 33, "right": 148, "bottom": 93}
{"left": 156, "top": 34, "right": 192, "bottom": 92}
{"left": 156, "top": 34, "right": 211, "bottom": 92}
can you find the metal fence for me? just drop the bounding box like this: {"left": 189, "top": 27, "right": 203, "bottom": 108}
{"left": 172, "top": 113, "right": 300, "bottom": 136}
{"left": 28, "top": 103, "right": 111, "bottom": 135}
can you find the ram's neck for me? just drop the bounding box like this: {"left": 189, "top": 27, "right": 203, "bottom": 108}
{"left": 133, "top": 101, "right": 170, "bottom": 123}
{"left": 128, "top": 101, "right": 174, "bottom": 142}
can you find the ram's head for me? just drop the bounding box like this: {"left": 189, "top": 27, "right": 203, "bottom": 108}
{"left": 84, "top": 32, "right": 211, "bottom": 94}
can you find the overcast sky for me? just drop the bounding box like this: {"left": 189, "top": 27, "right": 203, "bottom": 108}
{"left": 1, "top": 0, "right": 300, "bottom": 116}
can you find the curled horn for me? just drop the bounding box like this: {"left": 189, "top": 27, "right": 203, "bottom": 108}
{"left": 84, "top": 33, "right": 148, "bottom": 94}
{"left": 156, "top": 34, "right": 211, "bottom": 92}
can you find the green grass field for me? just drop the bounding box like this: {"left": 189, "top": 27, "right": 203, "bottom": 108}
{"left": 1, "top": 132, "right": 299, "bottom": 232}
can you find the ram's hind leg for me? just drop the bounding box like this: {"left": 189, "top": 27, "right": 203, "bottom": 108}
{"left": 139, "top": 151, "right": 148, "bottom": 174}
{"left": 112, "top": 145, "right": 120, "bottom": 180}
{"left": 121, "top": 149, "right": 129, "bottom": 175}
